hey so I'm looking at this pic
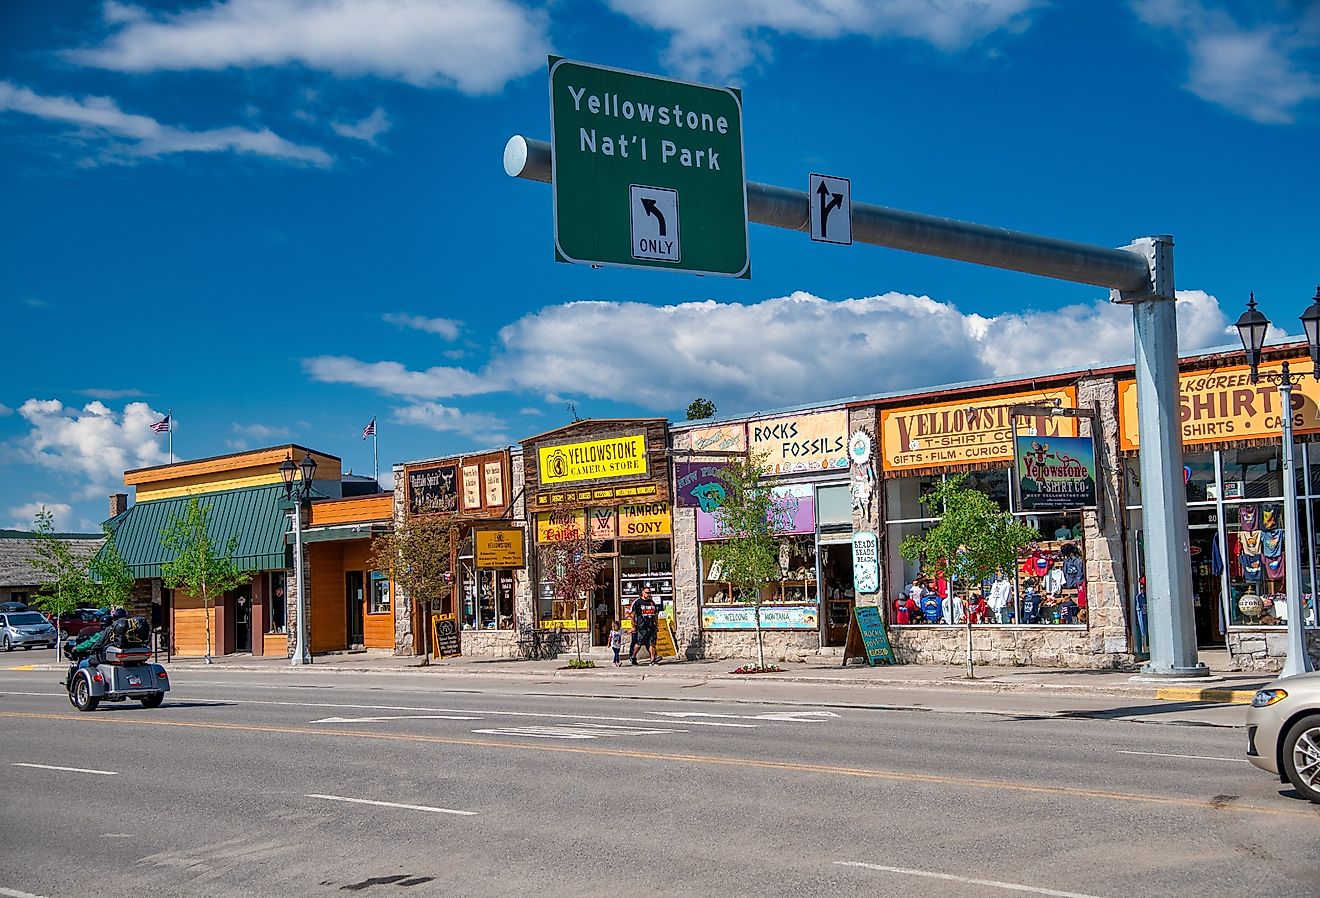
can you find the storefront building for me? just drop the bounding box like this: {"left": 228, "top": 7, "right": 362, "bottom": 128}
{"left": 670, "top": 407, "right": 853, "bottom": 659}
{"left": 297, "top": 493, "right": 395, "bottom": 655}
{"left": 523, "top": 420, "right": 674, "bottom": 650}
{"left": 392, "top": 447, "right": 527, "bottom": 658}
{"left": 109, "top": 445, "right": 345, "bottom": 658}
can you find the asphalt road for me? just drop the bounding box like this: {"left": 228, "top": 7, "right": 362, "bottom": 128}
{"left": 1, "top": 666, "right": 1317, "bottom": 898}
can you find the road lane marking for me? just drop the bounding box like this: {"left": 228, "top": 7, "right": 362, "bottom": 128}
{"left": 472, "top": 724, "right": 682, "bottom": 740}
{"left": 0, "top": 691, "right": 756, "bottom": 727}
{"left": 12, "top": 762, "right": 118, "bottom": 776}
{"left": 650, "top": 709, "right": 838, "bottom": 722}
{"left": 0, "top": 887, "right": 51, "bottom": 898}
{"left": 306, "top": 794, "right": 474, "bottom": 816}
{"left": 1116, "top": 749, "right": 1247, "bottom": 763}
{"left": 3, "top": 709, "right": 1310, "bottom": 820}
{"left": 311, "top": 715, "right": 481, "bottom": 724}
{"left": 834, "top": 862, "right": 1107, "bottom": 898}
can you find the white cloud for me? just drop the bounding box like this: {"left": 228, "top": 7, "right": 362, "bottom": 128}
{"left": 306, "top": 287, "right": 1240, "bottom": 417}
{"left": 0, "top": 80, "right": 331, "bottom": 166}
{"left": 605, "top": 0, "right": 1041, "bottom": 79}
{"left": 68, "top": 0, "right": 550, "bottom": 94}
{"left": 1131, "top": 0, "right": 1320, "bottom": 124}
{"left": 7, "top": 501, "right": 74, "bottom": 532}
{"left": 78, "top": 387, "right": 144, "bottom": 399}
{"left": 391, "top": 402, "right": 508, "bottom": 445}
{"left": 382, "top": 312, "right": 461, "bottom": 340}
{"left": 301, "top": 356, "right": 496, "bottom": 398}
{"left": 331, "top": 107, "right": 391, "bottom": 144}
{"left": 232, "top": 422, "right": 291, "bottom": 440}
{"left": 10, "top": 400, "right": 172, "bottom": 500}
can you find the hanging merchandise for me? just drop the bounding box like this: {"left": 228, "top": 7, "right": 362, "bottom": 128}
{"left": 1238, "top": 503, "right": 1259, "bottom": 531}
{"left": 1265, "top": 553, "right": 1286, "bottom": 581}
{"left": 1261, "top": 503, "right": 1279, "bottom": 530}
{"left": 1261, "top": 529, "right": 1283, "bottom": 558}
{"left": 1240, "top": 530, "right": 1264, "bottom": 555}
{"left": 1211, "top": 532, "right": 1224, "bottom": 576}
{"left": 1241, "top": 552, "right": 1264, "bottom": 582}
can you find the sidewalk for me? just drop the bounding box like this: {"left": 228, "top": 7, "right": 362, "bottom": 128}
{"left": 136, "top": 647, "right": 1276, "bottom": 704}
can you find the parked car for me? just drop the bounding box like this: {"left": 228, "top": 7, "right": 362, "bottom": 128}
{"left": 47, "top": 607, "right": 108, "bottom": 637}
{"left": 0, "top": 601, "right": 30, "bottom": 613}
{"left": 0, "top": 611, "right": 59, "bottom": 651}
{"left": 1246, "top": 671, "right": 1320, "bottom": 804}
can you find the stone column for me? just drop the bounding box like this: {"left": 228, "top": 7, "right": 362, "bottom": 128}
{"left": 1076, "top": 375, "right": 1131, "bottom": 666}
{"left": 848, "top": 406, "right": 881, "bottom": 608}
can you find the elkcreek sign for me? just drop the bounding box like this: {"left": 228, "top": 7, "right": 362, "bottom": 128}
{"left": 538, "top": 435, "right": 648, "bottom": 485}
{"left": 549, "top": 58, "right": 749, "bottom": 277}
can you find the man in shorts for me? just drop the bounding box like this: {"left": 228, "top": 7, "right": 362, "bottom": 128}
{"left": 628, "top": 586, "right": 660, "bottom": 666}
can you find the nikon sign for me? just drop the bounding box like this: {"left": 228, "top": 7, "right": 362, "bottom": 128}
{"left": 549, "top": 58, "right": 749, "bottom": 277}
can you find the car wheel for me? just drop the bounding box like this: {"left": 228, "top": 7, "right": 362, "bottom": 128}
{"left": 70, "top": 674, "right": 100, "bottom": 712}
{"left": 140, "top": 692, "right": 164, "bottom": 709}
{"left": 1, "top": 634, "right": 10, "bottom": 652}
{"left": 1282, "top": 713, "right": 1320, "bottom": 804}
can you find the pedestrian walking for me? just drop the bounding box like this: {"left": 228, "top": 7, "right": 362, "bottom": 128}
{"left": 628, "top": 586, "right": 660, "bottom": 666}
{"left": 608, "top": 619, "right": 623, "bottom": 666}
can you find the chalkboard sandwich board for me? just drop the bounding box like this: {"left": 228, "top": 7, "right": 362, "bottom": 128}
{"left": 432, "top": 613, "right": 462, "bottom": 659}
{"left": 842, "top": 605, "right": 897, "bottom": 666}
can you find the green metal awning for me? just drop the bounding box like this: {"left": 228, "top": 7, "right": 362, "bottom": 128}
{"left": 295, "top": 524, "right": 390, "bottom": 545}
{"left": 105, "top": 484, "right": 291, "bottom": 579}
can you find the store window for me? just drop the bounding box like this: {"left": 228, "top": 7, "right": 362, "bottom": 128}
{"left": 463, "top": 567, "right": 515, "bottom": 630}
{"left": 369, "top": 571, "right": 390, "bottom": 614}
{"left": 701, "top": 536, "right": 817, "bottom": 605}
{"left": 885, "top": 471, "right": 1086, "bottom": 627}
{"left": 816, "top": 484, "right": 852, "bottom": 527}
{"left": 268, "top": 572, "right": 287, "bottom": 634}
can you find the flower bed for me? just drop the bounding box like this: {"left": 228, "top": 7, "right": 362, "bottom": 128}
{"left": 731, "top": 664, "right": 784, "bottom": 674}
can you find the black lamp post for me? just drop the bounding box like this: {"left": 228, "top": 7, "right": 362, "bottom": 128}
{"left": 280, "top": 452, "right": 318, "bottom": 665}
{"left": 1233, "top": 290, "right": 1320, "bottom": 678}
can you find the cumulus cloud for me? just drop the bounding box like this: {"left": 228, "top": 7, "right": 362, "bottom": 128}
{"left": 1131, "top": 0, "right": 1320, "bottom": 124}
{"left": 331, "top": 107, "right": 391, "bottom": 144}
{"left": 382, "top": 313, "right": 461, "bottom": 340}
{"left": 0, "top": 80, "right": 331, "bottom": 166}
{"left": 605, "top": 0, "right": 1041, "bottom": 79}
{"left": 301, "top": 356, "right": 496, "bottom": 398}
{"left": 306, "top": 287, "right": 1241, "bottom": 417}
{"left": 7, "top": 501, "right": 74, "bottom": 532}
{"left": 68, "top": 0, "right": 550, "bottom": 94}
{"left": 10, "top": 400, "right": 172, "bottom": 500}
{"left": 391, "top": 402, "right": 508, "bottom": 445}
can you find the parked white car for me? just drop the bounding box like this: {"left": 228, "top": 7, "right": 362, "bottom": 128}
{"left": 0, "top": 611, "right": 59, "bottom": 651}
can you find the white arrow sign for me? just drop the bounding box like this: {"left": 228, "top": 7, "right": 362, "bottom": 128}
{"left": 809, "top": 173, "right": 852, "bottom": 245}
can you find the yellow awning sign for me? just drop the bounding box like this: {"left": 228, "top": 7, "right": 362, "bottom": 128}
{"left": 539, "top": 435, "right": 648, "bottom": 485}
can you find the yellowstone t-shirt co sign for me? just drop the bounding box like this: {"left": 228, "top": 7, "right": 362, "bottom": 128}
{"left": 538, "top": 434, "right": 648, "bottom": 486}
{"left": 880, "top": 388, "right": 1078, "bottom": 472}
{"left": 1117, "top": 358, "right": 1320, "bottom": 451}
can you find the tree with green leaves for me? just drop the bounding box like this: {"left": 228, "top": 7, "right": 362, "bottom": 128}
{"left": 701, "top": 454, "right": 791, "bottom": 670}
{"left": 686, "top": 397, "right": 717, "bottom": 421}
{"left": 537, "top": 529, "right": 603, "bottom": 663}
{"left": 369, "top": 512, "right": 458, "bottom": 661}
{"left": 89, "top": 527, "right": 137, "bottom": 610}
{"left": 899, "top": 473, "right": 1039, "bottom": 677}
{"left": 160, "top": 496, "right": 248, "bottom": 664}
{"left": 29, "top": 506, "right": 96, "bottom": 635}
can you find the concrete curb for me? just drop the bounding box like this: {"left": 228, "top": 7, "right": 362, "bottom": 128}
{"left": 1154, "top": 686, "right": 1257, "bottom": 705}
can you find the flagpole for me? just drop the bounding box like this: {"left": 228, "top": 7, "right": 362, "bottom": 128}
{"left": 168, "top": 408, "right": 173, "bottom": 464}
{"left": 373, "top": 423, "right": 379, "bottom": 487}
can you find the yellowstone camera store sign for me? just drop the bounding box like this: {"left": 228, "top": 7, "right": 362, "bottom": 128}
{"left": 549, "top": 58, "right": 749, "bottom": 277}
{"left": 538, "top": 434, "right": 649, "bottom": 486}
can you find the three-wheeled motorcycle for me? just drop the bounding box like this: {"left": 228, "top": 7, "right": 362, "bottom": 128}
{"left": 63, "top": 616, "right": 169, "bottom": 712}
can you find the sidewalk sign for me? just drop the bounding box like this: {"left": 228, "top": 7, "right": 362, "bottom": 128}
{"left": 432, "top": 613, "right": 461, "bottom": 659}
{"left": 654, "top": 618, "right": 678, "bottom": 659}
{"left": 841, "top": 605, "right": 896, "bottom": 666}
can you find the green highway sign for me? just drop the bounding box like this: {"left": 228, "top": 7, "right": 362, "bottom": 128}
{"left": 549, "top": 58, "right": 749, "bottom": 278}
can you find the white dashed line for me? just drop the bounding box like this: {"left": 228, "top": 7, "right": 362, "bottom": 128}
{"left": 13, "top": 762, "right": 118, "bottom": 776}
{"left": 306, "top": 794, "right": 475, "bottom": 816}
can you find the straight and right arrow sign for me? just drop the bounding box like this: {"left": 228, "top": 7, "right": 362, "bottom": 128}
{"left": 809, "top": 173, "right": 852, "bottom": 245}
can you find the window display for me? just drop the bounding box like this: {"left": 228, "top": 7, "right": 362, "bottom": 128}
{"left": 701, "top": 536, "right": 817, "bottom": 605}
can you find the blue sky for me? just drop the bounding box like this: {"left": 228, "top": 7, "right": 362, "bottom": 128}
{"left": 2, "top": 0, "right": 1318, "bottom": 531}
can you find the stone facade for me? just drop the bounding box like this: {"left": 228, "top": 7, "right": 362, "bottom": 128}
{"left": 1226, "top": 629, "right": 1320, "bottom": 672}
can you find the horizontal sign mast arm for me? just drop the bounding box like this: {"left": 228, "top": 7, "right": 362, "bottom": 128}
{"left": 504, "top": 134, "right": 1152, "bottom": 293}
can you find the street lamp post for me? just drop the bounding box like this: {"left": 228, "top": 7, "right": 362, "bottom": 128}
{"left": 1234, "top": 289, "right": 1320, "bottom": 679}
{"left": 280, "top": 452, "right": 318, "bottom": 666}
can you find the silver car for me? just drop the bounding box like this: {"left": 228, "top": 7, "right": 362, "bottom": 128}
{"left": 1246, "top": 671, "right": 1320, "bottom": 804}
{"left": 0, "top": 611, "right": 59, "bottom": 651}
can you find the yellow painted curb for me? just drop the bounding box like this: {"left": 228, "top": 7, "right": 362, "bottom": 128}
{"left": 1156, "top": 686, "right": 1255, "bottom": 704}
{"left": 5, "top": 665, "right": 37, "bottom": 671}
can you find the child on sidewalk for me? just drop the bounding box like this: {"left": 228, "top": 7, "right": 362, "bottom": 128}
{"left": 608, "top": 620, "right": 623, "bottom": 667}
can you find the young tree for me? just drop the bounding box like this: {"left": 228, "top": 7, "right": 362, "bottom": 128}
{"left": 686, "top": 397, "right": 717, "bottom": 421}
{"left": 160, "top": 496, "right": 248, "bottom": 664}
{"left": 29, "top": 506, "right": 95, "bottom": 635}
{"left": 369, "top": 513, "right": 458, "bottom": 661}
{"left": 899, "top": 473, "right": 1039, "bottom": 677}
{"left": 701, "top": 454, "right": 791, "bottom": 669}
{"left": 537, "top": 530, "right": 603, "bottom": 663}
{"left": 89, "top": 527, "right": 137, "bottom": 611}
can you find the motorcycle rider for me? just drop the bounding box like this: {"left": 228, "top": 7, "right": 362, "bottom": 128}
{"left": 63, "top": 607, "right": 129, "bottom": 687}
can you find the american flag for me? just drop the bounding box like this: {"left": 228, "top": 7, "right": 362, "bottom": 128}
{"left": 362, "top": 418, "right": 376, "bottom": 440}
{"left": 150, "top": 414, "right": 171, "bottom": 434}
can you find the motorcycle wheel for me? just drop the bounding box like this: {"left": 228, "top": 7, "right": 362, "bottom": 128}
{"left": 70, "top": 675, "right": 100, "bottom": 712}
{"left": 140, "top": 692, "right": 164, "bottom": 709}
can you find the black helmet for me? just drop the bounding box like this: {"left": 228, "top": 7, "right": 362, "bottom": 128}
{"left": 110, "top": 606, "right": 127, "bottom": 620}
